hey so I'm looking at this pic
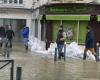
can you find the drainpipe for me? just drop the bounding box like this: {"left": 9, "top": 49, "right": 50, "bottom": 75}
{"left": 41, "top": 14, "right": 46, "bottom": 42}
{"left": 77, "top": 20, "right": 80, "bottom": 44}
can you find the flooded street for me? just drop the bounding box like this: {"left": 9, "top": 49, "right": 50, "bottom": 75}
{"left": 0, "top": 43, "right": 100, "bottom": 80}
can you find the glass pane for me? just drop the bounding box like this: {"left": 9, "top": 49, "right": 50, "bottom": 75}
{"left": 53, "top": 20, "right": 78, "bottom": 43}
{"left": 4, "top": 0, "right": 7, "bottom": 3}
{"left": 78, "top": 21, "right": 88, "bottom": 44}
{"left": 14, "top": 0, "right": 17, "bottom": 3}
{"left": 0, "top": 19, "right": 3, "bottom": 26}
{"left": 9, "top": 0, "right": 13, "bottom": 3}
{"left": 19, "top": 0, "right": 23, "bottom": 4}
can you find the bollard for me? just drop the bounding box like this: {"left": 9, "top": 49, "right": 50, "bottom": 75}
{"left": 4, "top": 48, "right": 10, "bottom": 58}
{"left": 98, "top": 46, "right": 100, "bottom": 61}
{"left": 16, "top": 67, "right": 22, "bottom": 80}
{"left": 96, "top": 43, "right": 99, "bottom": 61}
{"left": 10, "top": 60, "right": 14, "bottom": 80}
{"left": 54, "top": 48, "right": 57, "bottom": 61}
{"left": 64, "top": 44, "right": 66, "bottom": 61}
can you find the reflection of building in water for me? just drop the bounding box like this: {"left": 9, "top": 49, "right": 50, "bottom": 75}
{"left": 0, "top": 0, "right": 33, "bottom": 41}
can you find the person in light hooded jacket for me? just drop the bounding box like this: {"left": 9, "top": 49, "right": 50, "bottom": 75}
{"left": 21, "top": 25, "right": 29, "bottom": 51}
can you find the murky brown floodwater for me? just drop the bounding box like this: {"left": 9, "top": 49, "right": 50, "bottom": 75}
{"left": 0, "top": 42, "right": 100, "bottom": 80}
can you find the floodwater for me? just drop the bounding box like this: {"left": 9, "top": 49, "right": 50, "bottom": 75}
{"left": 0, "top": 43, "right": 100, "bottom": 80}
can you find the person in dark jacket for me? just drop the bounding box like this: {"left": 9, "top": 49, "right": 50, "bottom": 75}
{"left": 83, "top": 26, "right": 96, "bottom": 60}
{"left": 5, "top": 25, "right": 14, "bottom": 48}
{"left": 0, "top": 26, "right": 6, "bottom": 47}
{"left": 56, "top": 25, "right": 66, "bottom": 60}
{"left": 21, "top": 26, "right": 29, "bottom": 51}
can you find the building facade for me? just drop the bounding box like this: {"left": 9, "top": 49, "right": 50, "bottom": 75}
{"left": 32, "top": 0, "right": 100, "bottom": 49}
{"left": 0, "top": 0, "right": 33, "bottom": 41}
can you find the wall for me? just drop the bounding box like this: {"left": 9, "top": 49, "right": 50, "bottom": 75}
{"left": 24, "top": 0, "right": 33, "bottom": 9}
{"left": 33, "top": 0, "right": 49, "bottom": 9}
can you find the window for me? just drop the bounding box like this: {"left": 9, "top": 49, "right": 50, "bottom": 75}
{"left": 3, "top": 0, "right": 7, "bottom": 4}
{"left": 19, "top": 0, "right": 23, "bottom": 4}
{"left": 9, "top": 0, "right": 13, "bottom": 3}
{"left": 14, "top": 0, "right": 17, "bottom": 3}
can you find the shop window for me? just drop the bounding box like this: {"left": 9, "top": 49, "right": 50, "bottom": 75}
{"left": 19, "top": 0, "right": 23, "bottom": 4}
{"left": 78, "top": 21, "right": 87, "bottom": 44}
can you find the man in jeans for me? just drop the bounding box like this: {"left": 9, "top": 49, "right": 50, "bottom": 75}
{"left": 56, "top": 25, "right": 66, "bottom": 60}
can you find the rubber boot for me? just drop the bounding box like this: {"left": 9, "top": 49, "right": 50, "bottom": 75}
{"left": 0, "top": 43, "right": 2, "bottom": 47}
{"left": 25, "top": 45, "right": 28, "bottom": 52}
{"left": 94, "top": 54, "right": 97, "bottom": 61}
{"left": 83, "top": 53, "right": 87, "bottom": 60}
{"left": 10, "top": 44, "right": 12, "bottom": 48}
{"left": 60, "top": 52, "right": 64, "bottom": 58}
{"left": 58, "top": 52, "right": 61, "bottom": 60}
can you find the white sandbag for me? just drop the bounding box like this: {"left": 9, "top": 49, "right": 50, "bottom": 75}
{"left": 29, "top": 37, "right": 95, "bottom": 60}
{"left": 87, "top": 51, "right": 95, "bottom": 60}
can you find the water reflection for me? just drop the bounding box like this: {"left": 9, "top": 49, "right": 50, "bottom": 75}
{"left": 32, "top": 57, "right": 100, "bottom": 80}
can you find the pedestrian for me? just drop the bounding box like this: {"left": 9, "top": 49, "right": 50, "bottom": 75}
{"left": 0, "top": 26, "right": 6, "bottom": 47}
{"left": 56, "top": 25, "right": 66, "bottom": 60}
{"left": 21, "top": 25, "right": 29, "bottom": 52}
{"left": 83, "top": 26, "right": 97, "bottom": 60}
{"left": 5, "top": 25, "right": 15, "bottom": 48}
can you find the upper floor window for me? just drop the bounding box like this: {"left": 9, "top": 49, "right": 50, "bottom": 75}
{"left": 4, "top": 0, "right": 7, "bottom": 3}
{"left": 19, "top": 0, "right": 23, "bottom": 4}
{"left": 9, "top": 0, "right": 13, "bottom": 3}
{"left": 14, "top": 0, "right": 17, "bottom": 3}
{"left": 3, "top": 0, "right": 24, "bottom": 5}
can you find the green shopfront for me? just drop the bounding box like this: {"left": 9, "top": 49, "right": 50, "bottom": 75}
{"left": 39, "top": 3, "right": 100, "bottom": 46}
{"left": 45, "top": 15, "right": 89, "bottom": 44}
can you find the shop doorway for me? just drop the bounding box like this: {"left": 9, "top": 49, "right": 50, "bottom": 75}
{"left": 0, "top": 19, "right": 26, "bottom": 42}
{"left": 46, "top": 21, "right": 53, "bottom": 50}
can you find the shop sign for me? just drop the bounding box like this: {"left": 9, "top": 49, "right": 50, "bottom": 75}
{"left": 46, "top": 6, "right": 93, "bottom": 14}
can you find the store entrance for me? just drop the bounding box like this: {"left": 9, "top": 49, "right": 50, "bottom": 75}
{"left": 0, "top": 19, "right": 26, "bottom": 42}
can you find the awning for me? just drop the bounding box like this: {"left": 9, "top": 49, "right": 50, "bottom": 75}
{"left": 40, "top": 15, "right": 90, "bottom": 21}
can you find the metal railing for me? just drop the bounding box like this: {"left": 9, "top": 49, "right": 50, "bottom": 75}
{"left": 0, "top": 59, "right": 14, "bottom": 80}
